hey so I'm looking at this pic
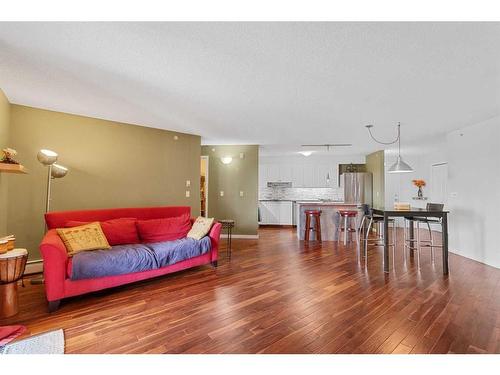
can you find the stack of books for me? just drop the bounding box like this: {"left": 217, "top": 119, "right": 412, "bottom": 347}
{"left": 394, "top": 202, "right": 411, "bottom": 211}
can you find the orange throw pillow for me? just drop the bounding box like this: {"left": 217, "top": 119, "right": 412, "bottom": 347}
{"left": 57, "top": 222, "right": 111, "bottom": 256}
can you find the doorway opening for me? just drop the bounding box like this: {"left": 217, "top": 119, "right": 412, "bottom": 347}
{"left": 200, "top": 156, "right": 209, "bottom": 217}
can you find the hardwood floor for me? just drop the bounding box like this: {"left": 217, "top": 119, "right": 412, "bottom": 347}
{"left": 3, "top": 227, "right": 499, "bottom": 354}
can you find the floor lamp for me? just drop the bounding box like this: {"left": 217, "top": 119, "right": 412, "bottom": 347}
{"left": 31, "top": 150, "right": 69, "bottom": 285}
{"left": 37, "top": 149, "right": 69, "bottom": 212}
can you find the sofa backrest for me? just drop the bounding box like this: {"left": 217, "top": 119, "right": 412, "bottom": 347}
{"left": 45, "top": 206, "right": 191, "bottom": 229}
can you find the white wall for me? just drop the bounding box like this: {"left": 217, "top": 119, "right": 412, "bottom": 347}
{"left": 446, "top": 117, "right": 500, "bottom": 269}
{"left": 384, "top": 145, "right": 447, "bottom": 209}
{"left": 384, "top": 118, "right": 500, "bottom": 269}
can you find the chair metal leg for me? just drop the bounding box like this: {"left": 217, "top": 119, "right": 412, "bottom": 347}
{"left": 426, "top": 221, "right": 435, "bottom": 263}
{"left": 359, "top": 215, "right": 366, "bottom": 243}
{"left": 359, "top": 215, "right": 366, "bottom": 233}
{"left": 416, "top": 222, "right": 421, "bottom": 270}
{"left": 364, "top": 217, "right": 373, "bottom": 258}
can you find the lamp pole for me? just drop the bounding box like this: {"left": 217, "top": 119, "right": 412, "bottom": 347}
{"left": 45, "top": 164, "right": 52, "bottom": 213}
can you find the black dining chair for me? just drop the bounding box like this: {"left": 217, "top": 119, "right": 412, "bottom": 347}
{"left": 404, "top": 202, "right": 444, "bottom": 269}
{"left": 359, "top": 204, "right": 396, "bottom": 259}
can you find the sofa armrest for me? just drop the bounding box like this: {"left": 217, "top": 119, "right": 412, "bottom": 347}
{"left": 39, "top": 229, "right": 68, "bottom": 301}
{"left": 208, "top": 222, "right": 222, "bottom": 262}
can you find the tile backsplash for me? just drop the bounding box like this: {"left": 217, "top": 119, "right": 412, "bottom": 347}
{"left": 259, "top": 187, "right": 344, "bottom": 201}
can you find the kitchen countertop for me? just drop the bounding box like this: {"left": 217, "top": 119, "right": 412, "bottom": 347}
{"left": 295, "top": 201, "right": 354, "bottom": 205}
{"left": 259, "top": 199, "right": 295, "bottom": 202}
{"left": 259, "top": 199, "right": 346, "bottom": 203}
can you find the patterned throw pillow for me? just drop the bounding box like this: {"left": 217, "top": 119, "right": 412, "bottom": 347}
{"left": 57, "top": 222, "right": 111, "bottom": 256}
{"left": 187, "top": 217, "right": 215, "bottom": 240}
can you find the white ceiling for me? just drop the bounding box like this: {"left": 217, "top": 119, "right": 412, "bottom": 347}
{"left": 0, "top": 22, "right": 499, "bottom": 156}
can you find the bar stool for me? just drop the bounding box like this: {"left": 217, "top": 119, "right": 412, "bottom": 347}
{"left": 359, "top": 204, "right": 396, "bottom": 259}
{"left": 304, "top": 210, "right": 322, "bottom": 241}
{"left": 404, "top": 203, "right": 444, "bottom": 269}
{"left": 337, "top": 210, "right": 358, "bottom": 245}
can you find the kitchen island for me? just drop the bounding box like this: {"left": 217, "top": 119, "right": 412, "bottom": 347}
{"left": 296, "top": 201, "right": 362, "bottom": 241}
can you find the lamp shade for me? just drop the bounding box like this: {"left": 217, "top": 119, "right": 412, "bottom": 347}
{"left": 51, "top": 163, "right": 68, "bottom": 178}
{"left": 37, "top": 149, "right": 58, "bottom": 165}
{"left": 388, "top": 156, "right": 413, "bottom": 173}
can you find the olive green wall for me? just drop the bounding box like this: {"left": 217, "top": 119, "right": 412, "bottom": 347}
{"left": 0, "top": 89, "right": 10, "bottom": 236}
{"left": 365, "top": 150, "right": 385, "bottom": 207}
{"left": 201, "top": 145, "right": 258, "bottom": 236}
{"left": 8, "top": 105, "right": 201, "bottom": 261}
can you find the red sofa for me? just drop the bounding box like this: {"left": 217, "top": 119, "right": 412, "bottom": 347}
{"left": 40, "top": 206, "right": 222, "bottom": 312}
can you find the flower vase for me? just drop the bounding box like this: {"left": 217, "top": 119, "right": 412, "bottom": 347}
{"left": 417, "top": 187, "right": 423, "bottom": 199}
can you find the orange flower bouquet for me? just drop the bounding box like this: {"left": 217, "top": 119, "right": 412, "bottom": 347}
{"left": 412, "top": 179, "right": 426, "bottom": 198}
{"left": 412, "top": 179, "right": 426, "bottom": 188}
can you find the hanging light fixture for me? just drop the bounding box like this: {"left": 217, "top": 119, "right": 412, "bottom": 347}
{"left": 365, "top": 122, "right": 413, "bottom": 173}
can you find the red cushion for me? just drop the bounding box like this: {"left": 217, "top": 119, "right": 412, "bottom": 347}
{"left": 136, "top": 214, "right": 191, "bottom": 243}
{"left": 66, "top": 218, "right": 140, "bottom": 246}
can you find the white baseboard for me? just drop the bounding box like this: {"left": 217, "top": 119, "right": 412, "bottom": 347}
{"left": 24, "top": 260, "right": 43, "bottom": 275}
{"left": 224, "top": 234, "right": 259, "bottom": 239}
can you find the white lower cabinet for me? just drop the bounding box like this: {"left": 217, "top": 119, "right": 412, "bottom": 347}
{"left": 259, "top": 201, "right": 293, "bottom": 225}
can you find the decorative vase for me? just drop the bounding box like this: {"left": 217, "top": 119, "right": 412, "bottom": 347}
{"left": 417, "top": 187, "right": 423, "bottom": 199}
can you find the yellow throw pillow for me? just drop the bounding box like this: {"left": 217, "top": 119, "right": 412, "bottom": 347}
{"left": 57, "top": 222, "right": 111, "bottom": 256}
{"left": 187, "top": 217, "right": 215, "bottom": 240}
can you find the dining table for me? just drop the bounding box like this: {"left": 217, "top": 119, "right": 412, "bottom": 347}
{"left": 371, "top": 206, "right": 449, "bottom": 275}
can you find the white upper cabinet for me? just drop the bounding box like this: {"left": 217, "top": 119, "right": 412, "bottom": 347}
{"left": 279, "top": 164, "right": 292, "bottom": 182}
{"left": 267, "top": 164, "right": 280, "bottom": 182}
{"left": 291, "top": 167, "right": 304, "bottom": 187}
{"left": 259, "top": 155, "right": 365, "bottom": 189}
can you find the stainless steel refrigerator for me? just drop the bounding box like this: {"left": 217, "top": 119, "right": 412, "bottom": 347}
{"left": 342, "top": 172, "right": 373, "bottom": 205}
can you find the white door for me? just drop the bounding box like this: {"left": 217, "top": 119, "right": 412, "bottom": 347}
{"left": 431, "top": 163, "right": 448, "bottom": 205}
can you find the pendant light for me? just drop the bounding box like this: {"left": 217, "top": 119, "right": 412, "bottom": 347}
{"left": 365, "top": 122, "right": 413, "bottom": 173}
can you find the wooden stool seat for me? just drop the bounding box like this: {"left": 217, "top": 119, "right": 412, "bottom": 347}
{"left": 304, "top": 210, "right": 322, "bottom": 241}
{"left": 339, "top": 210, "right": 358, "bottom": 217}
{"left": 304, "top": 210, "right": 321, "bottom": 215}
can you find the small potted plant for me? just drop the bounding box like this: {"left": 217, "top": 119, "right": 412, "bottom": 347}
{"left": 412, "top": 179, "right": 426, "bottom": 199}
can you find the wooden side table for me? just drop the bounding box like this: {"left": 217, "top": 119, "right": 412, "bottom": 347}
{"left": 0, "top": 248, "right": 28, "bottom": 318}
{"left": 219, "top": 220, "right": 235, "bottom": 259}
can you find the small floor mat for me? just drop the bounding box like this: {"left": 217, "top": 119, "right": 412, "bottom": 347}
{"left": 0, "top": 329, "right": 65, "bottom": 354}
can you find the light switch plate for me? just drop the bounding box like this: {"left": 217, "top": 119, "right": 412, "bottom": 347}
{"left": 185, "top": 190, "right": 190, "bottom": 198}
{"left": 220, "top": 191, "right": 224, "bottom": 197}
{"left": 240, "top": 191, "right": 244, "bottom": 197}
{"left": 186, "top": 180, "right": 191, "bottom": 187}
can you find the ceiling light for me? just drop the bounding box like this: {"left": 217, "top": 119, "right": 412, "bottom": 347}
{"left": 299, "top": 151, "right": 313, "bottom": 157}
{"left": 388, "top": 156, "right": 413, "bottom": 173}
{"left": 221, "top": 156, "right": 233, "bottom": 164}
{"left": 365, "top": 122, "right": 413, "bottom": 174}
